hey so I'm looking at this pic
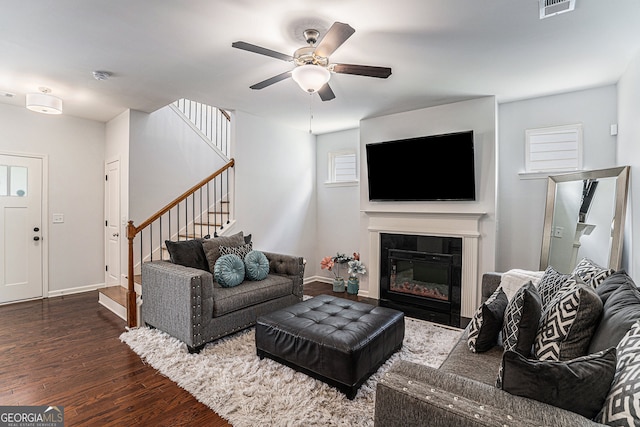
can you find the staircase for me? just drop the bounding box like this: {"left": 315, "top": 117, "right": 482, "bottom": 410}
{"left": 98, "top": 100, "right": 233, "bottom": 325}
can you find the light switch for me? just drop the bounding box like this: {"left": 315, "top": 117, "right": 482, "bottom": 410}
{"left": 52, "top": 213, "right": 64, "bottom": 224}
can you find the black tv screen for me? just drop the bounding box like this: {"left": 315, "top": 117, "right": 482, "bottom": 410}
{"left": 366, "top": 131, "right": 476, "bottom": 201}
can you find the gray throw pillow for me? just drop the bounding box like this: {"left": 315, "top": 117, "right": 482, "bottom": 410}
{"left": 595, "top": 270, "right": 636, "bottom": 305}
{"left": 534, "top": 278, "right": 603, "bottom": 361}
{"left": 202, "top": 231, "right": 245, "bottom": 272}
{"left": 498, "top": 348, "right": 617, "bottom": 420}
{"left": 589, "top": 281, "right": 640, "bottom": 353}
{"left": 502, "top": 281, "right": 542, "bottom": 358}
{"left": 597, "top": 320, "right": 640, "bottom": 425}
{"left": 164, "top": 239, "right": 210, "bottom": 272}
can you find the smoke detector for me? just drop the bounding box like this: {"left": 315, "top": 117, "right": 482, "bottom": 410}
{"left": 539, "top": 0, "right": 576, "bottom": 19}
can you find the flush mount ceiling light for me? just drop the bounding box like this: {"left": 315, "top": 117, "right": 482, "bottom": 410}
{"left": 26, "top": 87, "right": 63, "bottom": 114}
{"left": 291, "top": 64, "right": 331, "bottom": 93}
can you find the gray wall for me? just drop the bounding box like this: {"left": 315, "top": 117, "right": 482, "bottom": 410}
{"left": 496, "top": 85, "right": 618, "bottom": 272}
{"left": 617, "top": 52, "right": 640, "bottom": 277}
{"left": 315, "top": 128, "right": 361, "bottom": 280}
{"left": 0, "top": 103, "right": 106, "bottom": 294}
{"left": 233, "top": 111, "right": 317, "bottom": 273}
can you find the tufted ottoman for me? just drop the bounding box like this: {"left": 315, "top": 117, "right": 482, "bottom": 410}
{"left": 255, "top": 294, "right": 405, "bottom": 399}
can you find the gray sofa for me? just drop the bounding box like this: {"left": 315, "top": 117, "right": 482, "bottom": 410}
{"left": 141, "top": 251, "right": 305, "bottom": 353}
{"left": 374, "top": 271, "right": 638, "bottom": 426}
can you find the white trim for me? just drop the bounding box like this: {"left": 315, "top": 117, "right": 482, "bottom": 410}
{"left": 323, "top": 180, "right": 359, "bottom": 187}
{"left": 48, "top": 282, "right": 107, "bottom": 298}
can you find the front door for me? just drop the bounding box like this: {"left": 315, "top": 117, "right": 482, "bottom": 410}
{"left": 0, "top": 154, "right": 43, "bottom": 303}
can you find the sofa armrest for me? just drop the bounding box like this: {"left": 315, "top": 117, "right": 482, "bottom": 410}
{"left": 140, "top": 261, "right": 213, "bottom": 348}
{"left": 262, "top": 251, "right": 306, "bottom": 298}
{"left": 374, "top": 360, "right": 603, "bottom": 427}
{"left": 481, "top": 272, "right": 502, "bottom": 303}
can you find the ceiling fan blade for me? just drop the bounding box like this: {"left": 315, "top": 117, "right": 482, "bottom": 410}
{"left": 249, "top": 71, "right": 292, "bottom": 90}
{"left": 332, "top": 63, "right": 392, "bottom": 79}
{"left": 232, "top": 41, "right": 293, "bottom": 62}
{"left": 318, "top": 83, "right": 335, "bottom": 101}
{"left": 314, "top": 22, "right": 355, "bottom": 58}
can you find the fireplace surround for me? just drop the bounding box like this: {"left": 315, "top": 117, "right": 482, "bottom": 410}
{"left": 380, "top": 233, "right": 462, "bottom": 326}
{"left": 364, "top": 211, "right": 485, "bottom": 326}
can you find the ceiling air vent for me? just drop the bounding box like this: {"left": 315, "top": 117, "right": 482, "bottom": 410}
{"left": 539, "top": 0, "right": 576, "bottom": 19}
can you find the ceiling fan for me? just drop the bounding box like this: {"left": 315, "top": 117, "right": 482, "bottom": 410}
{"left": 232, "top": 22, "right": 392, "bottom": 101}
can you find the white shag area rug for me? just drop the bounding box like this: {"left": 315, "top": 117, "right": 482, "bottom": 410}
{"left": 120, "top": 317, "right": 462, "bottom": 427}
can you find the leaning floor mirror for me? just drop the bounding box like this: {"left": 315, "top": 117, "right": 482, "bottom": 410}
{"left": 540, "top": 166, "right": 630, "bottom": 273}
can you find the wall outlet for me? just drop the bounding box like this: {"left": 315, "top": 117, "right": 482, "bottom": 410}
{"left": 553, "top": 226, "right": 564, "bottom": 238}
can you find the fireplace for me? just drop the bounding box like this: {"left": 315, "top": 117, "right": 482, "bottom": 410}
{"left": 380, "top": 233, "right": 462, "bottom": 327}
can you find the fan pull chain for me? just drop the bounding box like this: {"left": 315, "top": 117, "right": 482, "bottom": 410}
{"left": 308, "top": 93, "right": 313, "bottom": 134}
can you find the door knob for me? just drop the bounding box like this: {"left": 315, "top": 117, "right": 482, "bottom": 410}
{"left": 113, "top": 233, "right": 119, "bottom": 237}
{"left": 33, "top": 236, "right": 40, "bottom": 241}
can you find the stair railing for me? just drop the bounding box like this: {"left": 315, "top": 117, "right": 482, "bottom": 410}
{"left": 172, "top": 99, "right": 231, "bottom": 158}
{"left": 125, "top": 159, "right": 235, "bottom": 327}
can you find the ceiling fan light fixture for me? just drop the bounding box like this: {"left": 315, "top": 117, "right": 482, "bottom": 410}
{"left": 291, "top": 64, "right": 330, "bottom": 93}
{"left": 26, "top": 88, "right": 63, "bottom": 115}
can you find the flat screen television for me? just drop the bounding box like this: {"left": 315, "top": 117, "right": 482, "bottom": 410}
{"left": 366, "top": 130, "right": 476, "bottom": 201}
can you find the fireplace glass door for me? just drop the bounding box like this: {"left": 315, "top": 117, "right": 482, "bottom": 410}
{"left": 388, "top": 250, "right": 452, "bottom": 302}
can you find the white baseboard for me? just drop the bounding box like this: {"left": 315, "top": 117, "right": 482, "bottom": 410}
{"left": 47, "top": 282, "right": 106, "bottom": 298}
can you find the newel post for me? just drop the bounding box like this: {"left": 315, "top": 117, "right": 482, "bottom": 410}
{"left": 126, "top": 220, "right": 137, "bottom": 328}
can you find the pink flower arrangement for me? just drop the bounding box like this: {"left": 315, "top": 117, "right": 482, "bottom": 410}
{"left": 321, "top": 252, "right": 362, "bottom": 279}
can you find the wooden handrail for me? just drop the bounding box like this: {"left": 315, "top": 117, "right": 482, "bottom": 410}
{"left": 125, "top": 158, "right": 234, "bottom": 327}
{"left": 130, "top": 159, "right": 234, "bottom": 234}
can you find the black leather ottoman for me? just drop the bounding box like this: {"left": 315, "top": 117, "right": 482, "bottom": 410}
{"left": 255, "top": 294, "right": 405, "bottom": 399}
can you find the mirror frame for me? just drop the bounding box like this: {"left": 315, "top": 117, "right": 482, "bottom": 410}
{"left": 540, "top": 166, "right": 630, "bottom": 271}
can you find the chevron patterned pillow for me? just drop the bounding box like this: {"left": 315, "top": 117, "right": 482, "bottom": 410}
{"left": 501, "top": 281, "right": 542, "bottom": 358}
{"left": 468, "top": 288, "right": 508, "bottom": 353}
{"left": 572, "top": 257, "right": 614, "bottom": 288}
{"left": 598, "top": 320, "right": 640, "bottom": 425}
{"left": 534, "top": 278, "right": 603, "bottom": 361}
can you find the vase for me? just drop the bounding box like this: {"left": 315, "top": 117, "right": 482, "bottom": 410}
{"left": 347, "top": 277, "right": 359, "bottom": 295}
{"left": 332, "top": 277, "right": 345, "bottom": 292}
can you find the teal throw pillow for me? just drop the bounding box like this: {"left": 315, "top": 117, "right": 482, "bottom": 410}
{"left": 244, "top": 250, "right": 269, "bottom": 281}
{"left": 214, "top": 254, "right": 245, "bottom": 287}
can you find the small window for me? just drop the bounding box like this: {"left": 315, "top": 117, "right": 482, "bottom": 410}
{"left": 525, "top": 124, "right": 583, "bottom": 173}
{"left": 0, "top": 165, "right": 27, "bottom": 197}
{"left": 327, "top": 150, "right": 358, "bottom": 184}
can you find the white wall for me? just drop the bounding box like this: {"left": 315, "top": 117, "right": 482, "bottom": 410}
{"left": 128, "top": 107, "right": 228, "bottom": 224}
{"left": 0, "top": 103, "right": 106, "bottom": 294}
{"left": 233, "top": 111, "right": 317, "bottom": 274}
{"left": 315, "top": 128, "right": 361, "bottom": 280}
{"left": 617, "top": 52, "right": 640, "bottom": 277}
{"left": 497, "top": 85, "right": 618, "bottom": 272}
{"left": 358, "top": 97, "right": 498, "bottom": 301}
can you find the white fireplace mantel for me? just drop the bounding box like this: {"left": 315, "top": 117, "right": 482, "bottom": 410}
{"left": 364, "top": 210, "right": 485, "bottom": 318}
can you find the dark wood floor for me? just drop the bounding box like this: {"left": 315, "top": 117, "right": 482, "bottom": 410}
{"left": 0, "top": 281, "right": 361, "bottom": 426}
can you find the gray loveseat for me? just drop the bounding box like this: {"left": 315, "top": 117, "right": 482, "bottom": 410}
{"left": 375, "top": 271, "right": 640, "bottom": 426}
{"left": 141, "top": 250, "right": 305, "bottom": 353}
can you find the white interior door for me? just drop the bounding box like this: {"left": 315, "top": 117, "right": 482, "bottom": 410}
{"left": 0, "top": 154, "right": 43, "bottom": 303}
{"left": 105, "top": 160, "right": 121, "bottom": 286}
